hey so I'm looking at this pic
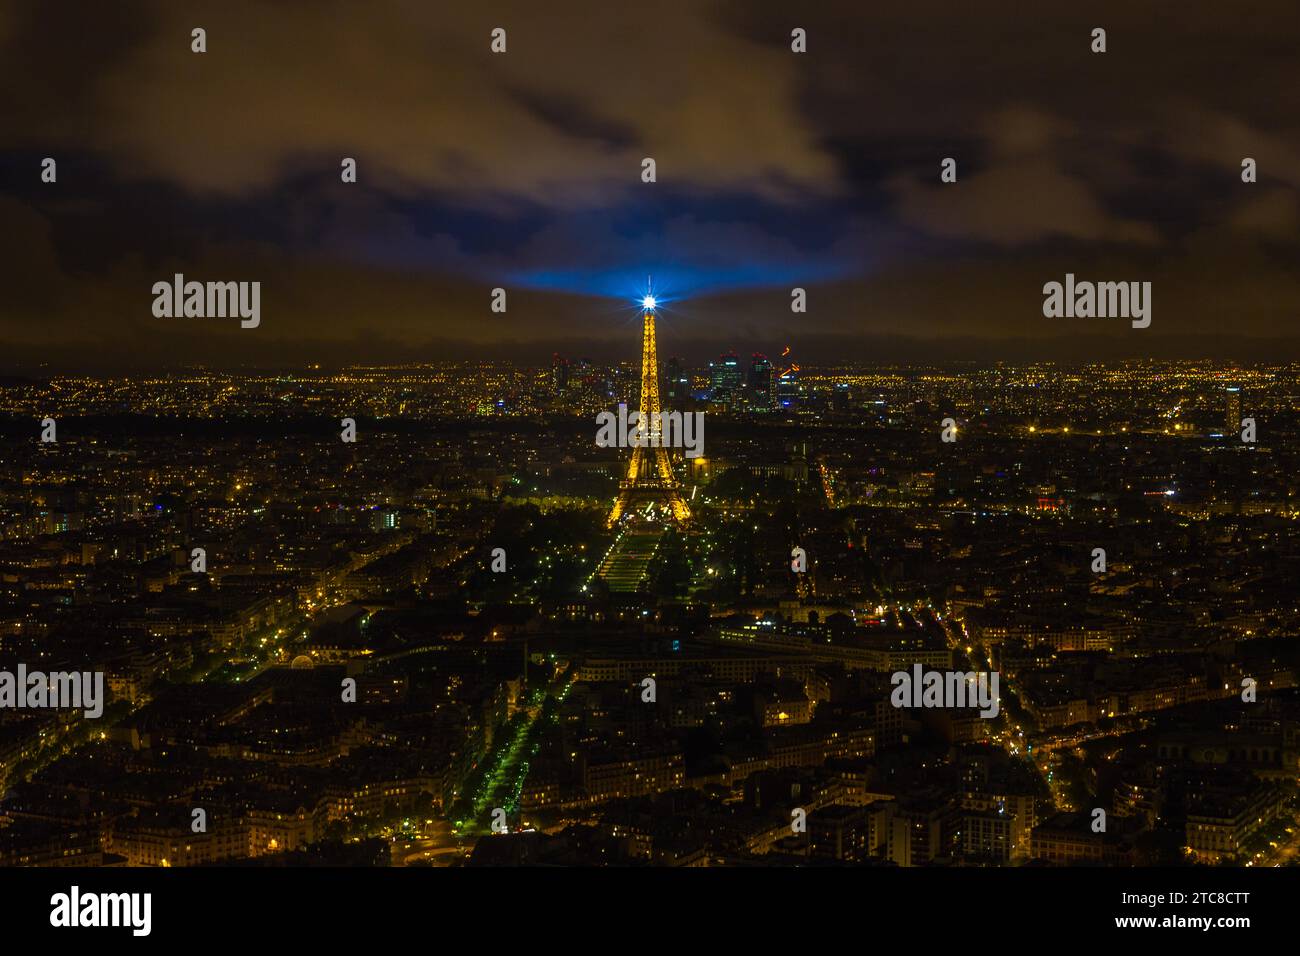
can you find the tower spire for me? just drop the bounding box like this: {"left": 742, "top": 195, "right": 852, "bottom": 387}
{"left": 608, "top": 293, "right": 690, "bottom": 526}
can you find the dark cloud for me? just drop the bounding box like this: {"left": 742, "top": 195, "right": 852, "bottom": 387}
{"left": 1, "top": 0, "right": 1298, "bottom": 370}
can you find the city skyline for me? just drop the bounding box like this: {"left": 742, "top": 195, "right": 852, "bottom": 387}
{"left": 2, "top": 3, "right": 1300, "bottom": 926}
{"left": 3, "top": 352, "right": 1297, "bottom": 874}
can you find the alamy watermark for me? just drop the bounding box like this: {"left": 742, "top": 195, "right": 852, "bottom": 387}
{"left": 0, "top": 665, "right": 105, "bottom": 718}
{"left": 596, "top": 403, "right": 705, "bottom": 458}
{"left": 890, "top": 664, "right": 1000, "bottom": 718}
{"left": 1042, "top": 273, "right": 1150, "bottom": 329}
{"left": 152, "top": 274, "right": 260, "bottom": 329}
{"left": 50, "top": 886, "right": 150, "bottom": 936}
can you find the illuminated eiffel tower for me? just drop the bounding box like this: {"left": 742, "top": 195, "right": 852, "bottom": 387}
{"left": 607, "top": 291, "right": 691, "bottom": 526}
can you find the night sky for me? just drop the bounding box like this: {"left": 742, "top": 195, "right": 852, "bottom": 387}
{"left": 2, "top": 0, "right": 1298, "bottom": 370}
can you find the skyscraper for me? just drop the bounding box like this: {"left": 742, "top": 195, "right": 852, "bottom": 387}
{"left": 749, "top": 353, "right": 774, "bottom": 411}
{"left": 777, "top": 369, "right": 802, "bottom": 410}
{"left": 776, "top": 345, "right": 802, "bottom": 411}
{"left": 551, "top": 353, "right": 569, "bottom": 395}
{"left": 665, "top": 356, "right": 690, "bottom": 408}
{"left": 709, "top": 352, "right": 742, "bottom": 406}
{"left": 1225, "top": 386, "right": 1241, "bottom": 437}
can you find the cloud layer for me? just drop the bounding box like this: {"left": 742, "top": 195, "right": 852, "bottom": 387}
{"left": 1, "top": 0, "right": 1298, "bottom": 368}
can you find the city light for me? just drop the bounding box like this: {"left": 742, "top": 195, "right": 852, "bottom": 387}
{"left": 4, "top": 0, "right": 1294, "bottom": 898}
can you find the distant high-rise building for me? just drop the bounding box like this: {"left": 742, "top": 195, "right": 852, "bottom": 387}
{"left": 665, "top": 357, "right": 690, "bottom": 408}
{"left": 709, "top": 352, "right": 742, "bottom": 405}
{"left": 777, "top": 369, "right": 802, "bottom": 410}
{"left": 1225, "top": 386, "right": 1241, "bottom": 437}
{"left": 748, "top": 353, "right": 774, "bottom": 411}
{"left": 552, "top": 354, "right": 570, "bottom": 395}
{"left": 775, "top": 345, "right": 802, "bottom": 411}
{"left": 612, "top": 361, "right": 637, "bottom": 405}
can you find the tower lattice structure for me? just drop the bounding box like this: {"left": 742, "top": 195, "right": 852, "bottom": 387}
{"left": 608, "top": 305, "right": 691, "bottom": 525}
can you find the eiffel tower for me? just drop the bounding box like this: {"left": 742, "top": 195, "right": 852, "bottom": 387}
{"left": 607, "top": 292, "right": 691, "bottom": 526}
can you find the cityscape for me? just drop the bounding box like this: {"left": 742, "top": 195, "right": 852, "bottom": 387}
{"left": 1, "top": 6, "right": 1298, "bottom": 937}
{"left": 2, "top": 344, "right": 1298, "bottom": 868}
